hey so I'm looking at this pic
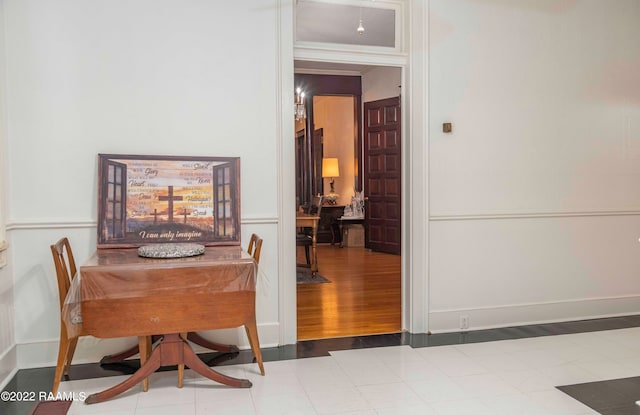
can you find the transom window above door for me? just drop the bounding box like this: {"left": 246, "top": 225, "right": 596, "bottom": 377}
{"left": 295, "top": 0, "right": 401, "bottom": 51}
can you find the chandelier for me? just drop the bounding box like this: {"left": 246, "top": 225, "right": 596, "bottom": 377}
{"left": 295, "top": 87, "right": 307, "bottom": 121}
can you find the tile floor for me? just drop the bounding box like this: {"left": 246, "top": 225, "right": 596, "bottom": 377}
{"left": 6, "top": 317, "right": 640, "bottom": 415}
{"left": 51, "top": 327, "right": 640, "bottom": 414}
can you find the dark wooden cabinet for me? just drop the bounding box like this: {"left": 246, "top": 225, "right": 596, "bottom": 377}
{"left": 317, "top": 205, "right": 345, "bottom": 244}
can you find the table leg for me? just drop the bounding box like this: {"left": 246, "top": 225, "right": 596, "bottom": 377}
{"left": 311, "top": 221, "right": 318, "bottom": 275}
{"left": 85, "top": 333, "right": 251, "bottom": 404}
{"left": 100, "top": 345, "right": 138, "bottom": 365}
{"left": 85, "top": 343, "right": 162, "bottom": 404}
{"left": 178, "top": 333, "right": 186, "bottom": 388}
{"left": 183, "top": 346, "right": 252, "bottom": 388}
{"left": 99, "top": 335, "right": 161, "bottom": 365}
{"left": 186, "top": 332, "right": 240, "bottom": 353}
{"left": 330, "top": 222, "right": 340, "bottom": 245}
{"left": 139, "top": 336, "right": 151, "bottom": 392}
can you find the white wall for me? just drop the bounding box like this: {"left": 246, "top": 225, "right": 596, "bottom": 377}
{"left": 0, "top": 256, "right": 14, "bottom": 390}
{"left": 0, "top": 252, "right": 15, "bottom": 390}
{"left": 428, "top": 0, "right": 640, "bottom": 331}
{"left": 0, "top": 0, "right": 17, "bottom": 390}
{"left": 313, "top": 95, "right": 355, "bottom": 205}
{"left": 4, "top": 0, "right": 284, "bottom": 367}
{"left": 362, "top": 66, "right": 402, "bottom": 103}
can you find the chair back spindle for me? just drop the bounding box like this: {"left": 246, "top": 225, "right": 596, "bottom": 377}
{"left": 50, "top": 237, "right": 77, "bottom": 311}
{"left": 247, "top": 233, "right": 263, "bottom": 265}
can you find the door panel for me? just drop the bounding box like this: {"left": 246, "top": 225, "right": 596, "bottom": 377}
{"left": 385, "top": 131, "right": 399, "bottom": 149}
{"left": 385, "top": 106, "right": 399, "bottom": 123}
{"left": 367, "top": 107, "right": 383, "bottom": 126}
{"left": 385, "top": 155, "right": 400, "bottom": 173}
{"left": 364, "top": 96, "right": 401, "bottom": 255}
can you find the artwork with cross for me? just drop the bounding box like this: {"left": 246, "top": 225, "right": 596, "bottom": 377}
{"left": 97, "top": 154, "right": 241, "bottom": 248}
{"left": 158, "top": 186, "right": 183, "bottom": 223}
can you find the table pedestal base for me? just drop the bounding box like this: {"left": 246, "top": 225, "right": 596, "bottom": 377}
{"left": 186, "top": 332, "right": 240, "bottom": 354}
{"left": 85, "top": 334, "right": 252, "bottom": 404}
{"left": 99, "top": 335, "right": 161, "bottom": 364}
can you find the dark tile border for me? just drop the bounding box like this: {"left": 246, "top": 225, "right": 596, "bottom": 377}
{"left": 558, "top": 377, "right": 640, "bottom": 415}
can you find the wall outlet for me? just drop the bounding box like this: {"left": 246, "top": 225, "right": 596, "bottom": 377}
{"left": 460, "top": 315, "right": 469, "bottom": 330}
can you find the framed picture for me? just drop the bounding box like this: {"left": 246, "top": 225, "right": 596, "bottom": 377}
{"left": 97, "top": 154, "right": 241, "bottom": 248}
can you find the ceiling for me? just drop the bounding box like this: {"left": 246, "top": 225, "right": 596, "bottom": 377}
{"left": 296, "top": 1, "right": 395, "bottom": 47}
{"left": 294, "top": 1, "right": 397, "bottom": 74}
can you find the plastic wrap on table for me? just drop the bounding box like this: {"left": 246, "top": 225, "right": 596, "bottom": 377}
{"left": 61, "top": 271, "right": 83, "bottom": 339}
{"left": 78, "top": 246, "right": 258, "bottom": 338}
{"left": 79, "top": 246, "right": 256, "bottom": 302}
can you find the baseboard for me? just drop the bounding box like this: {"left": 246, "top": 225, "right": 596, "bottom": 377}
{"left": 17, "top": 322, "right": 281, "bottom": 369}
{"left": 17, "top": 337, "right": 139, "bottom": 369}
{"left": 0, "top": 345, "right": 17, "bottom": 391}
{"left": 428, "top": 295, "right": 640, "bottom": 333}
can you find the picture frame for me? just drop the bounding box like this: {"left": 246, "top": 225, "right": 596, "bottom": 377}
{"left": 97, "top": 153, "right": 241, "bottom": 248}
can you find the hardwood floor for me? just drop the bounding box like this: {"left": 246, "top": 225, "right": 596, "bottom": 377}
{"left": 296, "top": 244, "right": 402, "bottom": 340}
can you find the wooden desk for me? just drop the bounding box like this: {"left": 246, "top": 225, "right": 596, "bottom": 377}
{"left": 68, "top": 246, "right": 264, "bottom": 404}
{"left": 296, "top": 214, "right": 320, "bottom": 274}
{"left": 316, "top": 205, "right": 345, "bottom": 244}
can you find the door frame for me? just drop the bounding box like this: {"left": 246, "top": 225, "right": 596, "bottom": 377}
{"left": 278, "top": 0, "right": 429, "bottom": 345}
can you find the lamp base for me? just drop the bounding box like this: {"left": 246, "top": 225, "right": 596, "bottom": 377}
{"left": 324, "top": 193, "right": 339, "bottom": 205}
{"left": 329, "top": 179, "right": 336, "bottom": 194}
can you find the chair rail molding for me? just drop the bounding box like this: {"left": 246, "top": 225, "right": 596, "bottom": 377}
{"left": 6, "top": 216, "right": 280, "bottom": 231}
{"left": 7, "top": 220, "right": 97, "bottom": 231}
{"left": 430, "top": 209, "right": 640, "bottom": 221}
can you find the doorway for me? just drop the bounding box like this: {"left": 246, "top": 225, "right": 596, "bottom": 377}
{"left": 294, "top": 70, "right": 403, "bottom": 340}
{"left": 281, "top": 0, "right": 430, "bottom": 346}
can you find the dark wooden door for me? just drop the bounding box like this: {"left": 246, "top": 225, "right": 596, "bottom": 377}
{"left": 295, "top": 129, "right": 307, "bottom": 208}
{"left": 312, "top": 128, "right": 324, "bottom": 197}
{"left": 364, "top": 97, "right": 401, "bottom": 255}
{"left": 294, "top": 127, "right": 323, "bottom": 208}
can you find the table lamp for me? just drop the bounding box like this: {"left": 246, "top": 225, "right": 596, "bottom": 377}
{"left": 322, "top": 157, "right": 340, "bottom": 204}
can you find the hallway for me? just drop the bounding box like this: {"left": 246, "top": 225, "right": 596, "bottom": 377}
{"left": 297, "top": 245, "right": 401, "bottom": 340}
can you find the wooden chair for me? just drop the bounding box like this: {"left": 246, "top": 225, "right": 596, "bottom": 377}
{"left": 178, "top": 233, "right": 265, "bottom": 387}
{"left": 244, "top": 233, "right": 265, "bottom": 375}
{"left": 296, "top": 195, "right": 323, "bottom": 265}
{"left": 248, "top": 233, "right": 263, "bottom": 264}
{"left": 184, "top": 234, "right": 264, "bottom": 356}
{"left": 51, "top": 237, "right": 151, "bottom": 394}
